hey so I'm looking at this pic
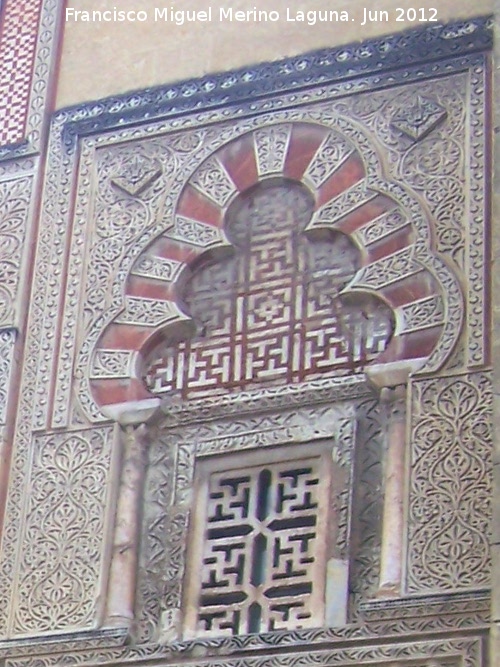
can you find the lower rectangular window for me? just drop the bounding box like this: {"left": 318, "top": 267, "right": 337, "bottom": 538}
{"left": 183, "top": 442, "right": 333, "bottom": 637}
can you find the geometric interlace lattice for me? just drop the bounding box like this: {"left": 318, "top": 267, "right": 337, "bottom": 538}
{"left": 185, "top": 450, "right": 330, "bottom": 636}
{"left": 145, "top": 180, "right": 393, "bottom": 397}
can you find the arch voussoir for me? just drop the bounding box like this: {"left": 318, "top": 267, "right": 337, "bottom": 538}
{"left": 88, "top": 119, "right": 462, "bottom": 417}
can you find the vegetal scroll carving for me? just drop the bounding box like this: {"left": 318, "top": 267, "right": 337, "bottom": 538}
{"left": 87, "top": 117, "right": 460, "bottom": 416}
{"left": 407, "top": 373, "right": 491, "bottom": 593}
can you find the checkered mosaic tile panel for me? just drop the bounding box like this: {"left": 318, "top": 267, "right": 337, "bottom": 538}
{"left": 0, "top": 0, "right": 43, "bottom": 146}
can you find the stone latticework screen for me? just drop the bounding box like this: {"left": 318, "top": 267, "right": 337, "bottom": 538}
{"left": 136, "top": 397, "right": 356, "bottom": 647}
{"left": 0, "top": 17, "right": 492, "bottom": 667}
{"left": 145, "top": 180, "right": 393, "bottom": 397}
{"left": 184, "top": 444, "right": 332, "bottom": 636}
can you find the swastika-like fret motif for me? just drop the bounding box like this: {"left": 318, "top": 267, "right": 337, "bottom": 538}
{"left": 145, "top": 180, "right": 393, "bottom": 397}
{"left": 185, "top": 452, "right": 329, "bottom": 637}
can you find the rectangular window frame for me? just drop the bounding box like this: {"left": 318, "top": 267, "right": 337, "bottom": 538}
{"left": 183, "top": 439, "right": 349, "bottom": 638}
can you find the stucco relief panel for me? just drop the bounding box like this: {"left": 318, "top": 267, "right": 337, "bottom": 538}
{"left": 51, "top": 68, "right": 476, "bottom": 425}
{"left": 7, "top": 427, "right": 116, "bottom": 636}
{"left": 407, "top": 372, "right": 492, "bottom": 594}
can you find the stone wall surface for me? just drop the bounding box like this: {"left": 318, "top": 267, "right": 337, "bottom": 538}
{"left": 57, "top": 0, "right": 493, "bottom": 107}
{"left": 0, "top": 3, "right": 495, "bottom": 667}
{"left": 490, "top": 1, "right": 500, "bottom": 666}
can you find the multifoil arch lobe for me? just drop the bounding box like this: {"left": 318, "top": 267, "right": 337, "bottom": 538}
{"left": 85, "top": 117, "right": 462, "bottom": 418}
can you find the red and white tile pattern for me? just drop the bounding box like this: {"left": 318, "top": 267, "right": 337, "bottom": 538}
{"left": 0, "top": 0, "right": 43, "bottom": 146}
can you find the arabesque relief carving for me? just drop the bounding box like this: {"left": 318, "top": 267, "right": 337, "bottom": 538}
{"left": 0, "top": 17, "right": 491, "bottom": 667}
{"left": 407, "top": 372, "right": 492, "bottom": 594}
{"left": 15, "top": 50, "right": 483, "bottom": 433}
{"left": 84, "top": 109, "right": 462, "bottom": 418}
{"left": 335, "top": 68, "right": 487, "bottom": 370}
{"left": 10, "top": 428, "right": 115, "bottom": 635}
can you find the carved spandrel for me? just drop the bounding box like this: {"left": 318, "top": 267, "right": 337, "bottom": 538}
{"left": 333, "top": 68, "right": 486, "bottom": 370}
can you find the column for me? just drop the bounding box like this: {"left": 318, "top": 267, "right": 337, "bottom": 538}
{"left": 378, "top": 384, "right": 407, "bottom": 597}
{"left": 104, "top": 423, "right": 148, "bottom": 628}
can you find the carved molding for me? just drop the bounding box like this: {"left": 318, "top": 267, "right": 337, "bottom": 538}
{"left": 135, "top": 398, "right": 357, "bottom": 643}
{"left": 349, "top": 398, "right": 384, "bottom": 607}
{"left": 3, "top": 634, "right": 486, "bottom": 667}
{"left": 87, "top": 110, "right": 462, "bottom": 416}
{"left": 0, "top": 174, "right": 34, "bottom": 328}
{"left": 58, "top": 16, "right": 492, "bottom": 145}
{"left": 156, "top": 376, "right": 372, "bottom": 427}
{"left": 0, "top": 329, "right": 16, "bottom": 424}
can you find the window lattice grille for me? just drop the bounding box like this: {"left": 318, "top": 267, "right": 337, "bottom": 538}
{"left": 184, "top": 446, "right": 331, "bottom": 637}
{"left": 145, "top": 180, "right": 393, "bottom": 398}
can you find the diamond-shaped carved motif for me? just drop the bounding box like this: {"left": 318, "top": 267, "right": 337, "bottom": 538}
{"left": 111, "top": 155, "right": 162, "bottom": 196}
{"left": 391, "top": 95, "right": 447, "bottom": 141}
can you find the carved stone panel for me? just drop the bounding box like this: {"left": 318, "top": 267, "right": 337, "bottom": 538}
{"left": 349, "top": 398, "right": 384, "bottom": 609}
{"left": 0, "top": 174, "right": 34, "bottom": 328}
{"left": 334, "top": 67, "right": 488, "bottom": 371}
{"left": 0, "top": 18, "right": 490, "bottom": 665}
{"left": 20, "top": 46, "right": 485, "bottom": 429}
{"left": 407, "top": 372, "right": 492, "bottom": 594}
{"left": 86, "top": 110, "right": 460, "bottom": 414}
{"left": 136, "top": 395, "right": 356, "bottom": 643}
{"left": 7, "top": 427, "right": 116, "bottom": 636}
